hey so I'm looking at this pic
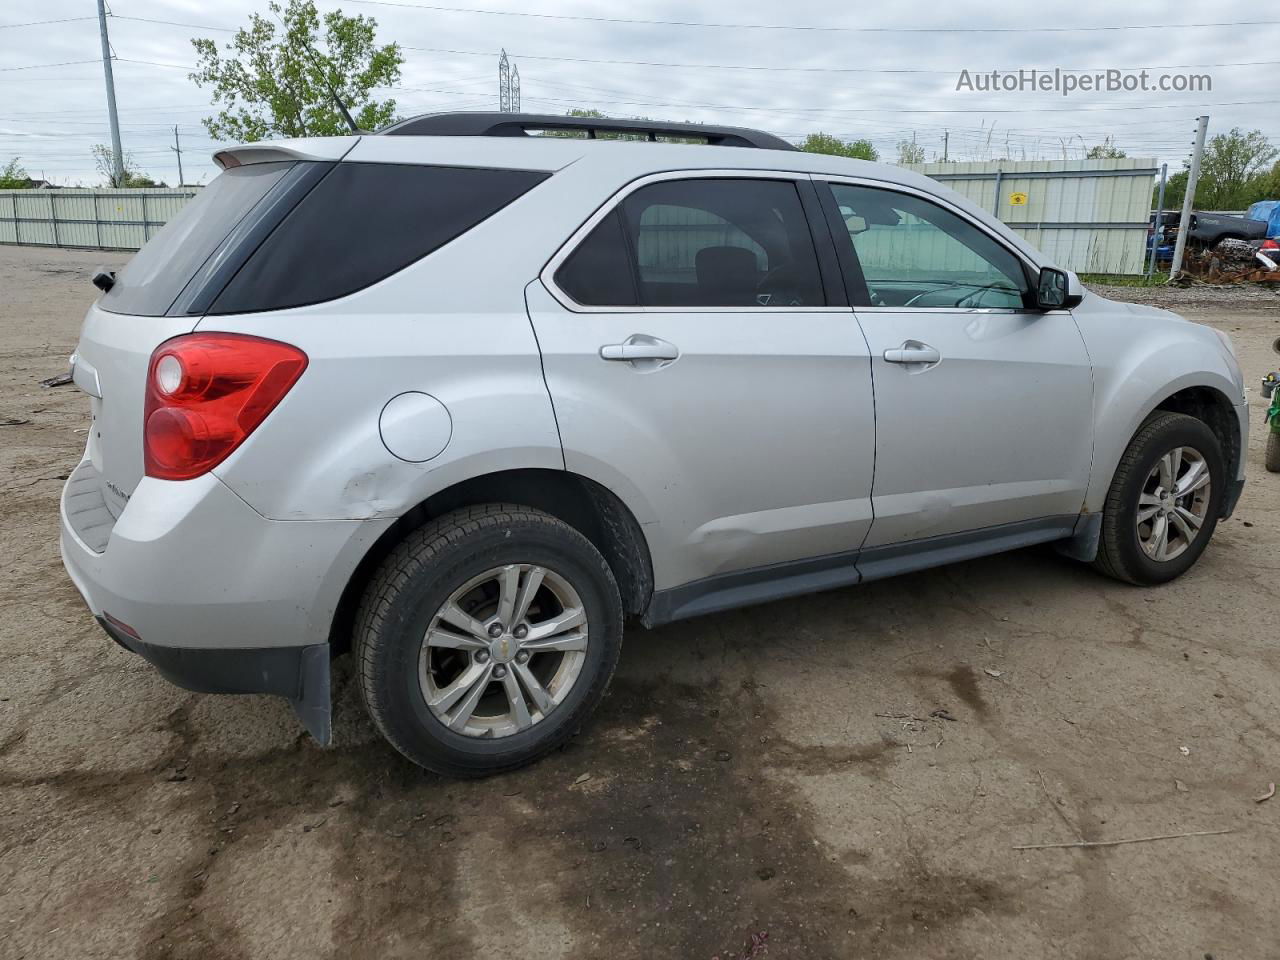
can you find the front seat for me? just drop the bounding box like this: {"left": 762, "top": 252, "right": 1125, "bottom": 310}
{"left": 694, "top": 246, "right": 759, "bottom": 306}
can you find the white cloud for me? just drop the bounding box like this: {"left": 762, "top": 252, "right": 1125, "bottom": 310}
{"left": 0, "top": 0, "right": 1275, "bottom": 184}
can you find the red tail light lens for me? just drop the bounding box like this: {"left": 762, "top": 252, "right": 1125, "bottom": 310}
{"left": 144, "top": 333, "right": 307, "bottom": 480}
{"left": 1261, "top": 238, "right": 1280, "bottom": 252}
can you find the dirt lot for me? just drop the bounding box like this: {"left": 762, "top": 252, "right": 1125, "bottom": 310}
{"left": 2, "top": 244, "right": 1279, "bottom": 960}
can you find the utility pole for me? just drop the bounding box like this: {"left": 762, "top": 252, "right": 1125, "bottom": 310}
{"left": 170, "top": 126, "right": 184, "bottom": 187}
{"left": 942, "top": 130, "right": 949, "bottom": 162}
{"left": 96, "top": 0, "right": 126, "bottom": 188}
{"left": 1169, "top": 115, "right": 1209, "bottom": 279}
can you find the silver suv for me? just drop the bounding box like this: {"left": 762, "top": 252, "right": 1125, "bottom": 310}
{"left": 61, "top": 112, "right": 1248, "bottom": 776}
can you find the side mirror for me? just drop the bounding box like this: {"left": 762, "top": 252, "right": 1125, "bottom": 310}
{"left": 1035, "top": 267, "right": 1081, "bottom": 310}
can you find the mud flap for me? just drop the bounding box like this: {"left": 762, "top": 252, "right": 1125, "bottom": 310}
{"left": 1054, "top": 512, "right": 1103, "bottom": 562}
{"left": 291, "top": 644, "right": 333, "bottom": 746}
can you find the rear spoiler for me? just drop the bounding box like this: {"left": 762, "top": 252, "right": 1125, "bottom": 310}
{"left": 213, "top": 136, "right": 361, "bottom": 170}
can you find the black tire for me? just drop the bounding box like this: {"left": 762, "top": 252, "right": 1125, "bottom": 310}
{"left": 354, "top": 504, "right": 623, "bottom": 777}
{"left": 1093, "top": 412, "right": 1225, "bottom": 585}
{"left": 1266, "top": 431, "right": 1280, "bottom": 473}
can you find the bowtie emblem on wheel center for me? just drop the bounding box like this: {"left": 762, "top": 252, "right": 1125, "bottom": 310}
{"left": 489, "top": 635, "right": 517, "bottom": 663}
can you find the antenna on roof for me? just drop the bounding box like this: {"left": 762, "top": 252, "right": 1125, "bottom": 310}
{"left": 269, "top": 6, "right": 362, "bottom": 134}
{"left": 299, "top": 43, "right": 361, "bottom": 133}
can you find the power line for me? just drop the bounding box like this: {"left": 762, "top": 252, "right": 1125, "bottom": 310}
{"left": 0, "top": 59, "right": 102, "bottom": 73}
{"left": 108, "top": 14, "right": 235, "bottom": 32}
{"left": 104, "top": 14, "right": 1280, "bottom": 75}
{"left": 505, "top": 86, "right": 1280, "bottom": 116}
{"left": 0, "top": 16, "right": 98, "bottom": 29}
{"left": 336, "top": 1, "right": 1280, "bottom": 34}
{"left": 402, "top": 44, "right": 1280, "bottom": 76}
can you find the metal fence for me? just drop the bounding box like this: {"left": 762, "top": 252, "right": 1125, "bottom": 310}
{"left": 1, "top": 160, "right": 1157, "bottom": 273}
{"left": 906, "top": 158, "right": 1158, "bottom": 275}
{"left": 0, "top": 188, "right": 198, "bottom": 250}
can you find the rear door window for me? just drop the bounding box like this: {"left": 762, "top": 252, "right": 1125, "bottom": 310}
{"left": 100, "top": 162, "right": 296, "bottom": 317}
{"left": 553, "top": 178, "right": 826, "bottom": 309}
{"left": 623, "top": 179, "right": 825, "bottom": 308}
{"left": 208, "top": 163, "right": 549, "bottom": 315}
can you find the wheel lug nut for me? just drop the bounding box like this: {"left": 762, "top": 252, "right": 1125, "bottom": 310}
{"left": 488, "top": 622, "right": 504, "bottom": 638}
{"left": 513, "top": 624, "right": 529, "bottom": 640}
{"left": 493, "top": 664, "right": 507, "bottom": 679}
{"left": 516, "top": 650, "right": 530, "bottom": 664}
{"left": 475, "top": 650, "right": 489, "bottom": 663}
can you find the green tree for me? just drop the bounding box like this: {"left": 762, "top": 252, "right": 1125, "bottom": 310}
{"left": 799, "top": 133, "right": 878, "bottom": 161}
{"left": 91, "top": 144, "right": 162, "bottom": 188}
{"left": 1154, "top": 168, "right": 1189, "bottom": 210}
{"left": 1086, "top": 137, "right": 1126, "bottom": 159}
{"left": 190, "top": 0, "right": 402, "bottom": 142}
{"left": 0, "top": 157, "right": 29, "bottom": 188}
{"left": 1246, "top": 160, "right": 1280, "bottom": 204}
{"left": 1194, "top": 128, "right": 1277, "bottom": 209}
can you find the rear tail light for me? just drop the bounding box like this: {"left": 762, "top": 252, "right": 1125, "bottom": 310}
{"left": 1261, "top": 238, "right": 1280, "bottom": 252}
{"left": 144, "top": 333, "right": 307, "bottom": 480}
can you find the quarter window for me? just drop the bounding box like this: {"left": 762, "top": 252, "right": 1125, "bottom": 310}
{"left": 209, "top": 163, "right": 549, "bottom": 315}
{"left": 554, "top": 210, "right": 639, "bottom": 306}
{"left": 828, "top": 183, "right": 1030, "bottom": 309}
{"left": 555, "top": 178, "right": 826, "bottom": 308}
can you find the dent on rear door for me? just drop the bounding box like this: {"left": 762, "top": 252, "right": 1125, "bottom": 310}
{"left": 524, "top": 281, "right": 877, "bottom": 591}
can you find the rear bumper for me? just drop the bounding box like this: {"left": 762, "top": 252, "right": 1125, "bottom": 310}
{"left": 61, "top": 461, "right": 393, "bottom": 742}
{"left": 98, "top": 616, "right": 333, "bottom": 742}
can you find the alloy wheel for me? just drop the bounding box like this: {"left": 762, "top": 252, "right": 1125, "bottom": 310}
{"left": 1136, "top": 445, "right": 1212, "bottom": 562}
{"left": 419, "top": 564, "right": 588, "bottom": 737}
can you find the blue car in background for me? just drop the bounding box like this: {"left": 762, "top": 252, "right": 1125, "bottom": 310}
{"left": 1247, "top": 200, "right": 1280, "bottom": 238}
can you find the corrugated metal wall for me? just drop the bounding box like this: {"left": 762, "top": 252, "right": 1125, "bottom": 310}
{"left": 0, "top": 188, "right": 197, "bottom": 250}
{"left": 906, "top": 158, "right": 1157, "bottom": 275}
{"left": 1, "top": 159, "right": 1156, "bottom": 274}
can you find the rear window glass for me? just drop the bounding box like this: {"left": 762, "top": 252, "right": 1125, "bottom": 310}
{"left": 100, "top": 162, "right": 295, "bottom": 317}
{"left": 208, "top": 163, "right": 549, "bottom": 315}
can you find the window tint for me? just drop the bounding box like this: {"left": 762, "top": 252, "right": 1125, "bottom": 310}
{"left": 554, "top": 209, "right": 638, "bottom": 306}
{"left": 622, "top": 179, "right": 824, "bottom": 307}
{"left": 209, "top": 163, "right": 548, "bottom": 315}
{"left": 829, "top": 183, "right": 1029, "bottom": 309}
{"left": 100, "top": 162, "right": 296, "bottom": 317}
{"left": 556, "top": 178, "right": 826, "bottom": 309}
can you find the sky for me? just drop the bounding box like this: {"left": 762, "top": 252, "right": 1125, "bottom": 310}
{"left": 1, "top": 0, "right": 1278, "bottom": 186}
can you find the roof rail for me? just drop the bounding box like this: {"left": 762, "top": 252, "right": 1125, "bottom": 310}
{"left": 379, "top": 111, "right": 797, "bottom": 151}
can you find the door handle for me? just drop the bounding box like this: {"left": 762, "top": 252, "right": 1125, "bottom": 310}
{"left": 600, "top": 335, "right": 680, "bottom": 363}
{"left": 883, "top": 341, "right": 941, "bottom": 365}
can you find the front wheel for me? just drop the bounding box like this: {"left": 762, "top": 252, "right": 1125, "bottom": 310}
{"left": 354, "top": 504, "right": 624, "bottom": 776}
{"left": 1093, "top": 412, "right": 1225, "bottom": 585}
{"left": 1266, "top": 430, "right": 1280, "bottom": 473}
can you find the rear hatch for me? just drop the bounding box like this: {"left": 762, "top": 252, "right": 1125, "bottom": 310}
{"left": 72, "top": 151, "right": 334, "bottom": 518}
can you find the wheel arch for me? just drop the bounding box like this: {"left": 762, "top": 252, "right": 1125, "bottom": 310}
{"left": 328, "top": 468, "right": 655, "bottom": 654}
{"left": 1086, "top": 376, "right": 1241, "bottom": 515}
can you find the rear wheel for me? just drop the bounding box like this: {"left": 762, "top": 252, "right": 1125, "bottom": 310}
{"left": 1094, "top": 412, "right": 1224, "bottom": 585}
{"left": 355, "top": 504, "right": 623, "bottom": 776}
{"left": 1266, "top": 431, "right": 1280, "bottom": 473}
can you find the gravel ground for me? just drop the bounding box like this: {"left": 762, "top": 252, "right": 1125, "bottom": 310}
{"left": 1086, "top": 279, "right": 1280, "bottom": 312}
{"left": 3, "top": 244, "right": 1280, "bottom": 960}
